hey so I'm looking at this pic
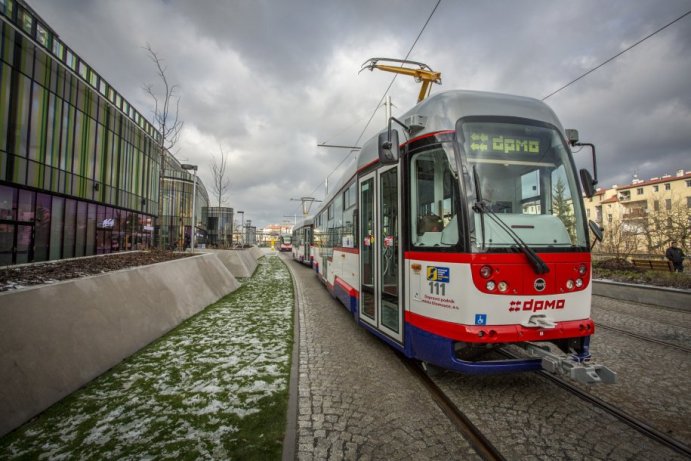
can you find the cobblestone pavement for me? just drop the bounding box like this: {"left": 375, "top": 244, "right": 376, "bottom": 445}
{"left": 283, "top": 256, "right": 479, "bottom": 461}
{"left": 586, "top": 295, "right": 691, "bottom": 445}
{"left": 430, "top": 295, "right": 690, "bottom": 460}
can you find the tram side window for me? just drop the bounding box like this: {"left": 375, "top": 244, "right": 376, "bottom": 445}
{"left": 342, "top": 181, "right": 356, "bottom": 248}
{"left": 410, "top": 148, "right": 460, "bottom": 248}
{"left": 314, "top": 212, "right": 326, "bottom": 249}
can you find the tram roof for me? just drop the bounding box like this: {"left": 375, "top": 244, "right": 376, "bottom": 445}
{"left": 294, "top": 216, "right": 314, "bottom": 229}
{"left": 357, "top": 89, "right": 564, "bottom": 170}
{"left": 316, "top": 90, "right": 565, "bottom": 216}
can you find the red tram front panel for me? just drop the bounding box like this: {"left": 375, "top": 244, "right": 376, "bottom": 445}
{"left": 404, "top": 251, "right": 593, "bottom": 345}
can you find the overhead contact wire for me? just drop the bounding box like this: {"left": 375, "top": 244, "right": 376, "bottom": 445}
{"left": 297, "top": 0, "right": 443, "bottom": 216}
{"left": 542, "top": 9, "right": 691, "bottom": 100}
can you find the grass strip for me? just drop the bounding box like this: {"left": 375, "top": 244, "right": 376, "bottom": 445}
{"left": 0, "top": 255, "right": 294, "bottom": 460}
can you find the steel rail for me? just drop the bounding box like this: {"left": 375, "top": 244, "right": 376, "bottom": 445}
{"left": 496, "top": 348, "right": 691, "bottom": 456}
{"left": 597, "top": 323, "right": 691, "bottom": 354}
{"left": 400, "top": 357, "right": 506, "bottom": 461}
{"left": 537, "top": 370, "right": 691, "bottom": 458}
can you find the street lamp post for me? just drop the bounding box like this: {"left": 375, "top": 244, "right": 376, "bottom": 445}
{"left": 181, "top": 164, "right": 198, "bottom": 253}
{"left": 237, "top": 210, "right": 244, "bottom": 246}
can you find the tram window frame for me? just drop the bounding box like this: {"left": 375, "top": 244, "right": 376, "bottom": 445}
{"left": 343, "top": 182, "right": 356, "bottom": 210}
{"left": 408, "top": 145, "right": 461, "bottom": 250}
{"left": 342, "top": 180, "right": 356, "bottom": 248}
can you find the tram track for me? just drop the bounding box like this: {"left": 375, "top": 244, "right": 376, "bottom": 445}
{"left": 399, "top": 356, "right": 506, "bottom": 461}
{"left": 536, "top": 369, "right": 691, "bottom": 458}
{"left": 404, "top": 348, "right": 690, "bottom": 459}
{"left": 402, "top": 347, "right": 691, "bottom": 460}
{"left": 493, "top": 348, "right": 691, "bottom": 458}
{"left": 597, "top": 323, "right": 691, "bottom": 354}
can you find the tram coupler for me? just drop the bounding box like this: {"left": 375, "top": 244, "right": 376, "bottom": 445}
{"left": 523, "top": 343, "right": 617, "bottom": 385}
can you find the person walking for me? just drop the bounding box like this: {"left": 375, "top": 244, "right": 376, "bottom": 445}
{"left": 665, "top": 241, "right": 686, "bottom": 273}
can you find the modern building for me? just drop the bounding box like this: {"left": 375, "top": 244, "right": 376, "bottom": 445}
{"left": 160, "top": 154, "right": 209, "bottom": 250}
{"left": 244, "top": 220, "right": 257, "bottom": 246}
{"left": 202, "top": 206, "right": 233, "bottom": 248}
{"left": 0, "top": 0, "right": 207, "bottom": 264}
{"left": 584, "top": 169, "right": 691, "bottom": 253}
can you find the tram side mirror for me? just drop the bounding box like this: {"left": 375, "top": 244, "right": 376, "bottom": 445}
{"left": 579, "top": 168, "right": 596, "bottom": 198}
{"left": 378, "top": 130, "right": 399, "bottom": 164}
{"left": 589, "top": 220, "right": 603, "bottom": 242}
{"left": 566, "top": 129, "right": 579, "bottom": 145}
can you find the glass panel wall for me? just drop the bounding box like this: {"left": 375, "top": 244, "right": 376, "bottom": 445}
{"left": 0, "top": 5, "right": 210, "bottom": 265}
{"left": 49, "top": 196, "right": 64, "bottom": 260}
{"left": 34, "top": 193, "right": 51, "bottom": 261}
{"left": 63, "top": 198, "right": 76, "bottom": 258}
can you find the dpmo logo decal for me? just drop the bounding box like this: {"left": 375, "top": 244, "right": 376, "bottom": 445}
{"left": 509, "top": 299, "right": 565, "bottom": 312}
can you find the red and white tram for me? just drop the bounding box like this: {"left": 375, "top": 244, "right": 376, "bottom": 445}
{"left": 277, "top": 234, "right": 292, "bottom": 252}
{"left": 304, "top": 90, "right": 614, "bottom": 384}
{"left": 292, "top": 217, "right": 314, "bottom": 266}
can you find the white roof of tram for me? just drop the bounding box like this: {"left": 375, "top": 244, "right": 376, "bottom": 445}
{"left": 294, "top": 217, "right": 314, "bottom": 229}
{"left": 356, "top": 89, "right": 565, "bottom": 170}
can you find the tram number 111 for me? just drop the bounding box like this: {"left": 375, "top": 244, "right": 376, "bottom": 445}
{"left": 429, "top": 281, "right": 446, "bottom": 296}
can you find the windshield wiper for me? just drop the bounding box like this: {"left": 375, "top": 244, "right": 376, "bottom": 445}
{"left": 472, "top": 165, "right": 486, "bottom": 249}
{"left": 472, "top": 200, "right": 550, "bottom": 275}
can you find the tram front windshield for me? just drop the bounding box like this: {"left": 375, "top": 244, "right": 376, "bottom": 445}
{"left": 458, "top": 120, "right": 587, "bottom": 252}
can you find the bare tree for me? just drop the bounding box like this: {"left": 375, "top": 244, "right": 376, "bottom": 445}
{"left": 211, "top": 145, "right": 231, "bottom": 207}
{"left": 210, "top": 145, "right": 232, "bottom": 247}
{"left": 144, "top": 43, "right": 184, "bottom": 248}
{"left": 643, "top": 194, "right": 690, "bottom": 254}
{"left": 598, "top": 215, "right": 644, "bottom": 259}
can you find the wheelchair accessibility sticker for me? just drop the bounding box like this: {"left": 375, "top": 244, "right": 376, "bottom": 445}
{"left": 426, "top": 266, "right": 450, "bottom": 283}
{"left": 475, "top": 314, "right": 487, "bottom": 325}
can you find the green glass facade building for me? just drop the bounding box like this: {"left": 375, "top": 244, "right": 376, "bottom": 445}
{"left": 0, "top": 0, "right": 207, "bottom": 264}
{"left": 203, "top": 206, "right": 234, "bottom": 248}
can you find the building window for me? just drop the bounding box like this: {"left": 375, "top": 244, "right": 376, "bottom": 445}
{"left": 665, "top": 199, "right": 672, "bottom": 210}
{"left": 687, "top": 197, "right": 691, "bottom": 209}
{"left": 686, "top": 180, "right": 691, "bottom": 187}
{"left": 665, "top": 183, "right": 671, "bottom": 191}
{"left": 654, "top": 200, "right": 659, "bottom": 211}
{"left": 653, "top": 185, "right": 659, "bottom": 192}
{"left": 607, "top": 214, "right": 612, "bottom": 223}
{"left": 636, "top": 187, "right": 643, "bottom": 195}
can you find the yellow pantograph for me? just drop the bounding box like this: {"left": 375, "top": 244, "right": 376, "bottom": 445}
{"left": 360, "top": 58, "right": 441, "bottom": 103}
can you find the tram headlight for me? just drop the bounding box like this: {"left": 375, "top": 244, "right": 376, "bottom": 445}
{"left": 498, "top": 281, "right": 508, "bottom": 292}
{"left": 575, "top": 278, "right": 583, "bottom": 288}
{"left": 566, "top": 279, "right": 575, "bottom": 290}
{"left": 486, "top": 280, "right": 496, "bottom": 291}
{"left": 480, "top": 265, "right": 493, "bottom": 279}
{"left": 578, "top": 264, "right": 587, "bottom": 276}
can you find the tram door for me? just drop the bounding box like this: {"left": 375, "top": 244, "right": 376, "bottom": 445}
{"left": 304, "top": 227, "right": 311, "bottom": 262}
{"left": 359, "top": 166, "right": 403, "bottom": 343}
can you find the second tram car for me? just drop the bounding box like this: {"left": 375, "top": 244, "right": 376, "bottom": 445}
{"left": 292, "top": 218, "right": 314, "bottom": 266}
{"left": 302, "top": 90, "right": 614, "bottom": 384}
{"left": 276, "top": 234, "right": 293, "bottom": 252}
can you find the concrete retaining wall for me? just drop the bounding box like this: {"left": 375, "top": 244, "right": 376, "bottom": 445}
{"left": 592, "top": 280, "right": 691, "bottom": 311}
{"left": 202, "top": 248, "right": 261, "bottom": 278}
{"left": 0, "top": 249, "right": 261, "bottom": 437}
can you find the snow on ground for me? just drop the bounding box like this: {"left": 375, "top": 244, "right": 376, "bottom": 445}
{"left": 0, "top": 255, "right": 293, "bottom": 459}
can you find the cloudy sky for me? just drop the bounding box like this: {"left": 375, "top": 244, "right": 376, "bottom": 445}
{"left": 30, "top": 0, "right": 691, "bottom": 228}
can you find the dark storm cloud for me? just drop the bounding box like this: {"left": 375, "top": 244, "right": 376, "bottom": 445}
{"left": 28, "top": 0, "right": 691, "bottom": 226}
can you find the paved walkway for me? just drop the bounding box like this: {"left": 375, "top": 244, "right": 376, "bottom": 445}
{"left": 283, "top": 255, "right": 478, "bottom": 460}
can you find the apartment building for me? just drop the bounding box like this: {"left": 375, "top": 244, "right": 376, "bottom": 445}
{"left": 584, "top": 169, "right": 691, "bottom": 253}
